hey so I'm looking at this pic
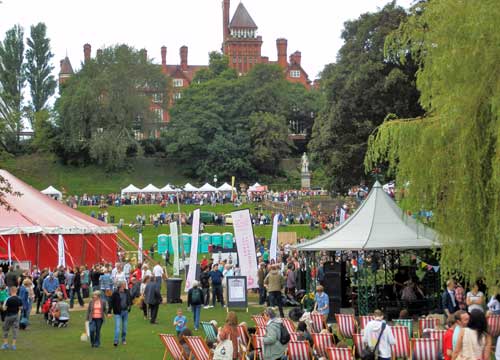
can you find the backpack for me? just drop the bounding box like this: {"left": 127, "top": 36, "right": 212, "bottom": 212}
{"left": 191, "top": 288, "right": 202, "bottom": 305}
{"left": 279, "top": 322, "right": 291, "bottom": 345}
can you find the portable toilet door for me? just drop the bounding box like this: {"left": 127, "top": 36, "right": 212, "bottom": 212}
{"left": 157, "top": 234, "right": 169, "bottom": 255}
{"left": 200, "top": 233, "right": 211, "bottom": 254}
{"left": 181, "top": 233, "right": 192, "bottom": 255}
{"left": 222, "top": 232, "right": 234, "bottom": 249}
{"left": 211, "top": 232, "right": 223, "bottom": 248}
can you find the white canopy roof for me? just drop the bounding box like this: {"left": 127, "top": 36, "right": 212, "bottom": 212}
{"left": 296, "top": 181, "right": 439, "bottom": 251}
{"left": 198, "top": 183, "right": 217, "bottom": 192}
{"left": 160, "top": 184, "right": 179, "bottom": 192}
{"left": 121, "top": 184, "right": 141, "bottom": 195}
{"left": 217, "top": 182, "right": 235, "bottom": 192}
{"left": 141, "top": 184, "right": 161, "bottom": 193}
{"left": 41, "top": 185, "right": 62, "bottom": 198}
{"left": 183, "top": 183, "right": 199, "bottom": 192}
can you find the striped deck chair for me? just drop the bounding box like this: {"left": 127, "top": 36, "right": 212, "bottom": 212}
{"left": 200, "top": 321, "right": 217, "bottom": 344}
{"left": 289, "top": 332, "right": 299, "bottom": 342}
{"left": 487, "top": 314, "right": 500, "bottom": 337}
{"left": 358, "top": 315, "right": 374, "bottom": 331}
{"left": 352, "top": 333, "right": 364, "bottom": 359}
{"left": 411, "top": 338, "right": 439, "bottom": 360}
{"left": 427, "top": 329, "right": 446, "bottom": 351}
{"left": 237, "top": 325, "right": 250, "bottom": 348}
{"left": 283, "top": 318, "right": 296, "bottom": 334}
{"left": 287, "top": 340, "right": 313, "bottom": 360}
{"left": 184, "top": 336, "right": 212, "bottom": 360}
{"left": 391, "top": 325, "right": 411, "bottom": 359}
{"left": 335, "top": 314, "right": 356, "bottom": 339}
{"left": 252, "top": 315, "right": 267, "bottom": 327}
{"left": 251, "top": 335, "right": 264, "bottom": 360}
{"left": 418, "top": 318, "right": 440, "bottom": 336}
{"left": 255, "top": 326, "right": 266, "bottom": 336}
{"left": 393, "top": 319, "right": 414, "bottom": 338}
{"left": 159, "top": 334, "right": 188, "bottom": 360}
{"left": 311, "top": 313, "right": 327, "bottom": 333}
{"left": 312, "top": 333, "right": 335, "bottom": 358}
{"left": 326, "top": 347, "right": 354, "bottom": 360}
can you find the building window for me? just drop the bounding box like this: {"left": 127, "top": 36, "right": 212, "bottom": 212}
{"left": 174, "top": 92, "right": 182, "bottom": 100}
{"left": 153, "top": 108, "right": 164, "bottom": 122}
{"left": 290, "top": 70, "right": 301, "bottom": 78}
{"left": 173, "top": 79, "right": 184, "bottom": 87}
{"left": 152, "top": 93, "right": 162, "bottom": 103}
{"left": 133, "top": 130, "right": 143, "bottom": 140}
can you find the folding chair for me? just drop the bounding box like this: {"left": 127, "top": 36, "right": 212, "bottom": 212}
{"left": 283, "top": 318, "right": 296, "bottom": 334}
{"left": 358, "top": 315, "right": 374, "bottom": 331}
{"left": 159, "top": 334, "right": 188, "bottom": 360}
{"left": 289, "top": 332, "right": 299, "bottom": 342}
{"left": 411, "top": 338, "right": 439, "bottom": 360}
{"left": 352, "top": 333, "right": 364, "bottom": 358}
{"left": 312, "top": 333, "right": 335, "bottom": 358}
{"left": 487, "top": 314, "right": 500, "bottom": 337}
{"left": 391, "top": 325, "right": 411, "bottom": 359}
{"left": 252, "top": 315, "right": 266, "bottom": 327}
{"left": 184, "top": 336, "right": 212, "bottom": 360}
{"left": 251, "top": 335, "right": 264, "bottom": 360}
{"left": 311, "top": 313, "right": 327, "bottom": 333}
{"left": 427, "top": 329, "right": 446, "bottom": 351}
{"left": 237, "top": 324, "right": 250, "bottom": 348}
{"left": 418, "top": 318, "right": 440, "bottom": 336}
{"left": 393, "top": 319, "right": 414, "bottom": 338}
{"left": 335, "top": 314, "right": 356, "bottom": 339}
{"left": 255, "top": 326, "right": 266, "bottom": 336}
{"left": 200, "top": 321, "right": 218, "bottom": 344}
{"left": 287, "top": 340, "right": 313, "bottom": 360}
{"left": 326, "top": 347, "right": 354, "bottom": 360}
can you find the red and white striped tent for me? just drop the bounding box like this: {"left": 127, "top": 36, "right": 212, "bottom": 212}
{"left": 0, "top": 170, "right": 117, "bottom": 268}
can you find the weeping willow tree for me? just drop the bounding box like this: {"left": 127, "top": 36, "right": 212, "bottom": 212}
{"left": 365, "top": 0, "right": 500, "bottom": 287}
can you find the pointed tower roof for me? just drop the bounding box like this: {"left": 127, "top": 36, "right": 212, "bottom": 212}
{"left": 59, "top": 57, "right": 74, "bottom": 75}
{"left": 229, "top": 2, "right": 257, "bottom": 29}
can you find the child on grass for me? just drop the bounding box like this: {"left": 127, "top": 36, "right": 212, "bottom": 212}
{"left": 173, "top": 308, "right": 187, "bottom": 335}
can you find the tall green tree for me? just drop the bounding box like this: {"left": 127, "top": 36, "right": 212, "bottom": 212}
{"left": 0, "top": 24, "right": 25, "bottom": 152}
{"left": 56, "top": 45, "right": 169, "bottom": 170}
{"left": 309, "top": 2, "right": 423, "bottom": 192}
{"left": 25, "top": 22, "right": 56, "bottom": 115}
{"left": 365, "top": 0, "right": 500, "bottom": 286}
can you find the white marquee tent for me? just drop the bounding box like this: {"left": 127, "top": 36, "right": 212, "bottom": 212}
{"left": 198, "top": 183, "right": 217, "bottom": 192}
{"left": 41, "top": 186, "right": 62, "bottom": 200}
{"left": 183, "top": 183, "right": 199, "bottom": 192}
{"left": 160, "top": 184, "right": 179, "bottom": 192}
{"left": 217, "top": 182, "right": 235, "bottom": 192}
{"left": 296, "top": 181, "right": 439, "bottom": 251}
{"left": 141, "top": 184, "right": 161, "bottom": 193}
{"left": 121, "top": 184, "right": 141, "bottom": 195}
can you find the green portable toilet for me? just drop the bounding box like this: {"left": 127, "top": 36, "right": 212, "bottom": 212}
{"left": 181, "top": 233, "right": 192, "bottom": 254}
{"left": 200, "top": 233, "right": 211, "bottom": 253}
{"left": 222, "top": 232, "right": 234, "bottom": 249}
{"left": 211, "top": 232, "right": 223, "bottom": 247}
{"left": 157, "top": 234, "right": 169, "bottom": 255}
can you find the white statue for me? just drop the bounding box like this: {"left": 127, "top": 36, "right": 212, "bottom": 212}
{"left": 301, "top": 152, "right": 309, "bottom": 173}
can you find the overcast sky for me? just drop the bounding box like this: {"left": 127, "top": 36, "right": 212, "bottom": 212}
{"left": 0, "top": 0, "right": 412, "bottom": 81}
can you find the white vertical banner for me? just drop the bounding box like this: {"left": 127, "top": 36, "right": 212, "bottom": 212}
{"left": 57, "top": 234, "right": 66, "bottom": 267}
{"left": 138, "top": 233, "right": 143, "bottom": 264}
{"left": 170, "top": 221, "right": 180, "bottom": 276}
{"left": 184, "top": 209, "right": 200, "bottom": 292}
{"left": 269, "top": 214, "right": 279, "bottom": 262}
{"left": 232, "top": 209, "right": 258, "bottom": 289}
{"left": 7, "top": 237, "right": 12, "bottom": 265}
{"left": 340, "top": 207, "right": 346, "bottom": 224}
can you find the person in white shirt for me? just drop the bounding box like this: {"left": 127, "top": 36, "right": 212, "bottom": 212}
{"left": 466, "top": 282, "right": 485, "bottom": 313}
{"left": 363, "top": 309, "right": 396, "bottom": 360}
{"left": 152, "top": 264, "right": 165, "bottom": 291}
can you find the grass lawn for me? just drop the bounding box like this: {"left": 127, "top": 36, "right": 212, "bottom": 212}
{"left": 0, "top": 297, "right": 265, "bottom": 360}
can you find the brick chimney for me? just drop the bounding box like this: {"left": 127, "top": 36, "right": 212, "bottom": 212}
{"left": 141, "top": 48, "right": 148, "bottom": 61}
{"left": 83, "top": 43, "right": 91, "bottom": 63}
{"left": 290, "top": 51, "right": 301, "bottom": 66}
{"left": 96, "top": 49, "right": 103, "bottom": 58}
{"left": 180, "top": 46, "right": 188, "bottom": 71}
{"left": 161, "top": 46, "right": 167, "bottom": 66}
{"left": 276, "top": 38, "right": 288, "bottom": 68}
{"left": 223, "top": 0, "right": 230, "bottom": 41}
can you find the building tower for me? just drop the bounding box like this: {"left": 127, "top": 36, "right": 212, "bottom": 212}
{"left": 58, "top": 57, "right": 74, "bottom": 86}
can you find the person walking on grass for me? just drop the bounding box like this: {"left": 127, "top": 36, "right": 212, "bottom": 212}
{"left": 111, "top": 281, "right": 132, "bottom": 346}
{"left": 2, "top": 286, "right": 22, "bottom": 350}
{"left": 145, "top": 277, "right": 161, "bottom": 324}
{"left": 87, "top": 290, "right": 108, "bottom": 348}
{"left": 187, "top": 280, "right": 204, "bottom": 330}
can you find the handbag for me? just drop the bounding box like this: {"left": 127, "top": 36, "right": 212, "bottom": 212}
{"left": 213, "top": 339, "right": 233, "bottom": 360}
{"left": 361, "top": 322, "right": 386, "bottom": 360}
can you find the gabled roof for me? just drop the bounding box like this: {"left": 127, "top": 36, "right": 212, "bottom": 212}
{"left": 199, "top": 183, "right": 217, "bottom": 192}
{"left": 41, "top": 186, "right": 62, "bottom": 197}
{"left": 141, "top": 184, "right": 161, "bottom": 193}
{"left": 59, "top": 57, "right": 74, "bottom": 75}
{"left": 121, "top": 184, "right": 141, "bottom": 194}
{"left": 229, "top": 3, "right": 257, "bottom": 29}
{"left": 296, "top": 181, "right": 439, "bottom": 251}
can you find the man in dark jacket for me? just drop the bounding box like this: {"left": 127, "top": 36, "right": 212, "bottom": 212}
{"left": 209, "top": 264, "right": 224, "bottom": 308}
{"left": 441, "top": 279, "right": 459, "bottom": 316}
{"left": 199, "top": 267, "right": 211, "bottom": 308}
{"left": 187, "top": 280, "right": 204, "bottom": 330}
{"left": 111, "top": 281, "right": 132, "bottom": 346}
{"left": 144, "top": 278, "right": 161, "bottom": 324}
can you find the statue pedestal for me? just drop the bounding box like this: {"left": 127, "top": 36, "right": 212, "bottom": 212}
{"left": 301, "top": 172, "right": 311, "bottom": 190}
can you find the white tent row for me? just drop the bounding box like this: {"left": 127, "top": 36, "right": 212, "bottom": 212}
{"left": 121, "top": 183, "right": 180, "bottom": 195}
{"left": 41, "top": 185, "right": 62, "bottom": 199}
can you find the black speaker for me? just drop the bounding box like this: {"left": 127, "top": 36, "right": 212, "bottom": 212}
{"left": 323, "top": 261, "right": 349, "bottom": 314}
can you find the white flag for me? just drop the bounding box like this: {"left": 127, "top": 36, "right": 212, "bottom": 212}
{"left": 232, "top": 209, "right": 259, "bottom": 289}
{"left": 184, "top": 209, "right": 200, "bottom": 292}
{"left": 170, "top": 221, "right": 180, "bottom": 276}
{"left": 138, "top": 233, "right": 143, "bottom": 264}
{"left": 7, "top": 237, "right": 11, "bottom": 265}
{"left": 269, "top": 214, "right": 279, "bottom": 262}
{"left": 58, "top": 234, "right": 66, "bottom": 267}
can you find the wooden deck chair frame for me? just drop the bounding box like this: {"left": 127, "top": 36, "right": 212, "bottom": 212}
{"left": 184, "top": 335, "right": 213, "bottom": 360}
{"left": 352, "top": 333, "right": 364, "bottom": 359}
{"left": 310, "top": 313, "right": 328, "bottom": 333}
{"left": 200, "top": 321, "right": 218, "bottom": 344}
{"left": 326, "top": 346, "right": 354, "bottom": 360}
{"left": 237, "top": 324, "right": 251, "bottom": 348}
{"left": 335, "top": 314, "right": 356, "bottom": 340}
{"left": 411, "top": 338, "right": 439, "bottom": 360}
{"left": 312, "top": 332, "right": 335, "bottom": 358}
{"left": 252, "top": 335, "right": 264, "bottom": 360}
{"left": 287, "top": 340, "right": 313, "bottom": 360}
{"left": 159, "top": 333, "right": 188, "bottom": 360}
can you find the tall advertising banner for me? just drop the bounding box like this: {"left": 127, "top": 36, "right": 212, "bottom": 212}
{"left": 7, "top": 237, "right": 11, "bottom": 265}
{"left": 170, "top": 222, "right": 180, "bottom": 276}
{"left": 184, "top": 209, "right": 200, "bottom": 291}
{"left": 137, "top": 233, "right": 143, "bottom": 264}
{"left": 58, "top": 234, "right": 66, "bottom": 267}
{"left": 231, "top": 209, "right": 258, "bottom": 289}
{"left": 269, "top": 214, "right": 279, "bottom": 262}
{"left": 231, "top": 176, "right": 236, "bottom": 201}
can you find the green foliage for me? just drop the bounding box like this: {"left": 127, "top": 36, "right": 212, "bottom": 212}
{"left": 31, "top": 109, "right": 57, "bottom": 152}
{"left": 309, "top": 2, "right": 423, "bottom": 192}
{"left": 365, "top": 0, "right": 500, "bottom": 287}
{"left": 192, "top": 51, "right": 237, "bottom": 83}
{"left": 55, "top": 44, "right": 169, "bottom": 170}
{"left": 25, "top": 22, "right": 56, "bottom": 114}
